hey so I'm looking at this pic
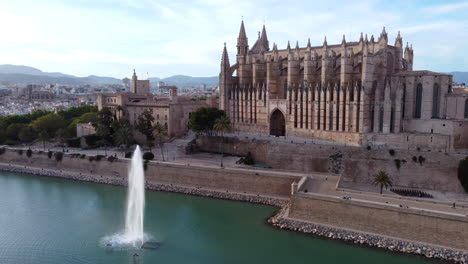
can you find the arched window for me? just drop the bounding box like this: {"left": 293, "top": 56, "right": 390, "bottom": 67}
{"left": 465, "top": 99, "right": 468, "bottom": 119}
{"left": 431, "top": 84, "right": 440, "bottom": 118}
{"left": 414, "top": 83, "right": 423, "bottom": 118}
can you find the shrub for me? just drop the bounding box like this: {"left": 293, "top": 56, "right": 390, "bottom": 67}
{"left": 125, "top": 152, "right": 133, "bottom": 158}
{"left": 66, "top": 138, "right": 81, "bottom": 148}
{"left": 4, "top": 139, "right": 17, "bottom": 145}
{"left": 389, "top": 149, "right": 395, "bottom": 156}
{"left": 366, "top": 146, "right": 371, "bottom": 151}
{"left": 458, "top": 157, "right": 468, "bottom": 192}
{"left": 418, "top": 155, "right": 426, "bottom": 165}
{"left": 88, "top": 156, "right": 95, "bottom": 162}
{"left": 237, "top": 152, "right": 254, "bottom": 165}
{"left": 26, "top": 149, "right": 32, "bottom": 158}
{"left": 55, "top": 152, "right": 63, "bottom": 161}
{"left": 84, "top": 134, "right": 100, "bottom": 148}
{"left": 0, "top": 147, "right": 5, "bottom": 155}
{"left": 48, "top": 151, "right": 53, "bottom": 159}
{"left": 107, "top": 156, "right": 117, "bottom": 162}
{"left": 143, "top": 152, "right": 154, "bottom": 161}
{"left": 18, "top": 149, "right": 23, "bottom": 155}
{"left": 95, "top": 155, "right": 105, "bottom": 161}
{"left": 394, "top": 159, "right": 401, "bottom": 170}
{"left": 80, "top": 154, "right": 86, "bottom": 159}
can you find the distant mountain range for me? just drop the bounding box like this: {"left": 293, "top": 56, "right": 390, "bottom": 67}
{"left": 0, "top": 64, "right": 465, "bottom": 87}
{"left": 448, "top": 72, "right": 468, "bottom": 84}
{"left": 0, "top": 65, "right": 219, "bottom": 87}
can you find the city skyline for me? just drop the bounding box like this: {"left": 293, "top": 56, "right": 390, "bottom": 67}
{"left": 0, "top": 0, "right": 467, "bottom": 78}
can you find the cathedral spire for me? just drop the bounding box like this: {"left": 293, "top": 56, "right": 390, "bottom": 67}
{"left": 307, "top": 38, "right": 311, "bottom": 48}
{"left": 295, "top": 40, "right": 299, "bottom": 50}
{"left": 221, "top": 42, "right": 230, "bottom": 70}
{"left": 237, "top": 20, "right": 248, "bottom": 55}
{"left": 323, "top": 36, "right": 327, "bottom": 47}
{"left": 359, "top": 32, "right": 364, "bottom": 42}
{"left": 260, "top": 24, "right": 269, "bottom": 50}
{"left": 341, "top": 34, "right": 346, "bottom": 45}
{"left": 287, "top": 40, "right": 291, "bottom": 51}
{"left": 395, "top": 30, "right": 403, "bottom": 47}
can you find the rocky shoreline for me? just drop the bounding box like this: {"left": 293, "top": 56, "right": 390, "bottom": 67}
{"left": 1, "top": 163, "right": 466, "bottom": 263}
{"left": 0, "top": 164, "right": 286, "bottom": 207}
{"left": 269, "top": 204, "right": 467, "bottom": 264}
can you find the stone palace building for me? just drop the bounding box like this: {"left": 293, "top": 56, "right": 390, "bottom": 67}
{"left": 219, "top": 21, "right": 468, "bottom": 151}
{"left": 97, "top": 70, "right": 216, "bottom": 138}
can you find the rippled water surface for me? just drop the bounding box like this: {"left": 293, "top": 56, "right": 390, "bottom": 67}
{"left": 0, "top": 172, "right": 437, "bottom": 264}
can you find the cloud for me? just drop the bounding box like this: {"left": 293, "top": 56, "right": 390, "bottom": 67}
{"left": 422, "top": 2, "right": 468, "bottom": 15}
{"left": 0, "top": 0, "right": 466, "bottom": 77}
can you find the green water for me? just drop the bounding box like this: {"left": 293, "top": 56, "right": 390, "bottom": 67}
{"left": 0, "top": 172, "right": 437, "bottom": 264}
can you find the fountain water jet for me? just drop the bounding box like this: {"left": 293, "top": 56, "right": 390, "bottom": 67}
{"left": 124, "top": 145, "right": 145, "bottom": 246}
{"left": 101, "top": 145, "right": 154, "bottom": 249}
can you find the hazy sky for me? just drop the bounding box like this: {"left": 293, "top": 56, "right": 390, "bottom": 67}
{"left": 0, "top": 0, "right": 467, "bottom": 78}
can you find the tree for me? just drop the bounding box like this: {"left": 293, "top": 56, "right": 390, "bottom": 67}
{"left": 136, "top": 109, "right": 155, "bottom": 141}
{"left": 146, "top": 139, "right": 154, "bottom": 152}
{"left": 18, "top": 126, "right": 37, "bottom": 143}
{"left": 213, "top": 116, "right": 231, "bottom": 167}
{"left": 152, "top": 123, "right": 167, "bottom": 161}
{"left": 31, "top": 113, "right": 66, "bottom": 137}
{"left": 458, "top": 157, "right": 468, "bottom": 193}
{"left": 6, "top": 123, "right": 26, "bottom": 142}
{"left": 122, "top": 77, "right": 131, "bottom": 90}
{"left": 96, "top": 139, "right": 110, "bottom": 156}
{"left": 67, "top": 112, "right": 98, "bottom": 136}
{"left": 55, "top": 128, "right": 70, "bottom": 151}
{"left": 113, "top": 127, "right": 134, "bottom": 147}
{"left": 93, "top": 107, "right": 114, "bottom": 140}
{"left": 38, "top": 130, "right": 50, "bottom": 150}
{"left": 372, "top": 171, "right": 393, "bottom": 194}
{"left": 188, "top": 107, "right": 226, "bottom": 135}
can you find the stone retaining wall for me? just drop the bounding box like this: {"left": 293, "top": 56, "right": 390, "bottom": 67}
{"left": 288, "top": 192, "right": 468, "bottom": 252}
{"left": 0, "top": 148, "right": 299, "bottom": 199}
{"left": 196, "top": 136, "right": 466, "bottom": 193}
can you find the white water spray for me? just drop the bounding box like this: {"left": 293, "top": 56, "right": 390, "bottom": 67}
{"left": 124, "top": 145, "right": 145, "bottom": 245}
{"left": 101, "top": 145, "right": 151, "bottom": 249}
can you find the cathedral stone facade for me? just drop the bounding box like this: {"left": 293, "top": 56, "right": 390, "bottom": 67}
{"left": 219, "top": 21, "right": 468, "bottom": 151}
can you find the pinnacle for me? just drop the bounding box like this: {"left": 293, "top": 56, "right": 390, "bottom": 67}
{"left": 323, "top": 36, "right": 327, "bottom": 46}
{"left": 287, "top": 40, "right": 291, "bottom": 50}
{"left": 295, "top": 40, "right": 299, "bottom": 49}
{"left": 307, "top": 38, "right": 311, "bottom": 48}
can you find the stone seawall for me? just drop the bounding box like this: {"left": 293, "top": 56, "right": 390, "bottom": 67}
{"left": 0, "top": 149, "right": 297, "bottom": 205}
{"left": 269, "top": 205, "right": 467, "bottom": 264}
{"left": 195, "top": 136, "right": 465, "bottom": 193}
{"left": 288, "top": 192, "right": 468, "bottom": 252}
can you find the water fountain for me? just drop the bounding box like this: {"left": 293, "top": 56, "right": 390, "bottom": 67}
{"left": 101, "top": 145, "right": 159, "bottom": 250}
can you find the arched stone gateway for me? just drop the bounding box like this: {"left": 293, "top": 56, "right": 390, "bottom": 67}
{"left": 270, "top": 109, "right": 285, "bottom": 136}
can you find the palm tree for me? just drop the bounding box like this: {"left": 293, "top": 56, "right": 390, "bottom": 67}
{"left": 372, "top": 171, "right": 393, "bottom": 194}
{"left": 152, "top": 123, "right": 167, "bottom": 161}
{"left": 113, "top": 127, "right": 133, "bottom": 147}
{"left": 213, "top": 116, "right": 231, "bottom": 167}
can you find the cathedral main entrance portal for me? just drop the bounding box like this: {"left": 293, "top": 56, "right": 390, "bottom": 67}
{"left": 270, "top": 109, "right": 285, "bottom": 137}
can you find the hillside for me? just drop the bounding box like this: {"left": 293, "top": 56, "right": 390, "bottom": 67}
{"left": 0, "top": 64, "right": 218, "bottom": 87}
{"left": 448, "top": 72, "right": 468, "bottom": 84}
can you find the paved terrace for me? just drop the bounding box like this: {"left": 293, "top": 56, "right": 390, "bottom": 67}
{"left": 300, "top": 174, "right": 468, "bottom": 217}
